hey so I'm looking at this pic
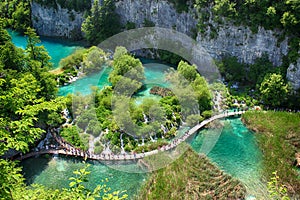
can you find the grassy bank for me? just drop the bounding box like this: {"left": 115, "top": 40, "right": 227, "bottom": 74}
{"left": 242, "top": 111, "right": 300, "bottom": 196}
{"left": 136, "top": 147, "right": 246, "bottom": 200}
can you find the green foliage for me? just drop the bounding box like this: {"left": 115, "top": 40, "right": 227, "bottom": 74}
{"left": 217, "top": 56, "right": 246, "bottom": 83}
{"left": 0, "top": 27, "right": 64, "bottom": 157}
{"left": 143, "top": 18, "right": 155, "bottom": 27}
{"left": 177, "top": 61, "right": 198, "bottom": 82}
{"left": 83, "top": 46, "right": 106, "bottom": 73}
{"left": 242, "top": 111, "right": 300, "bottom": 196}
{"left": 113, "top": 46, "right": 128, "bottom": 61}
{"left": 60, "top": 48, "right": 87, "bottom": 70}
{"left": 168, "top": 0, "right": 190, "bottom": 13}
{"left": 134, "top": 140, "right": 169, "bottom": 153}
{"left": 268, "top": 171, "right": 290, "bottom": 200}
{"left": 34, "top": 0, "right": 91, "bottom": 12}
{"left": 186, "top": 114, "right": 203, "bottom": 127}
{"left": 57, "top": 46, "right": 108, "bottom": 86}
{"left": 82, "top": 0, "right": 121, "bottom": 45}
{"left": 202, "top": 110, "right": 212, "bottom": 119}
{"left": 0, "top": 159, "right": 24, "bottom": 199}
{"left": 175, "top": 61, "right": 212, "bottom": 113}
{"left": 109, "top": 49, "right": 144, "bottom": 87}
{"left": 60, "top": 126, "right": 87, "bottom": 150}
{"left": 217, "top": 55, "right": 282, "bottom": 92}
{"left": 125, "top": 21, "right": 136, "bottom": 30}
{"left": 0, "top": 27, "right": 119, "bottom": 200}
{"left": 0, "top": 0, "right": 31, "bottom": 32}
{"left": 259, "top": 73, "right": 290, "bottom": 107}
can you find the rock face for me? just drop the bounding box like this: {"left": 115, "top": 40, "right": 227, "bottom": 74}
{"left": 115, "top": 0, "right": 197, "bottom": 36}
{"left": 31, "top": 0, "right": 290, "bottom": 66}
{"left": 287, "top": 58, "right": 300, "bottom": 90}
{"left": 197, "top": 25, "right": 288, "bottom": 66}
{"left": 31, "top": 1, "right": 84, "bottom": 38}
{"left": 115, "top": 0, "right": 289, "bottom": 66}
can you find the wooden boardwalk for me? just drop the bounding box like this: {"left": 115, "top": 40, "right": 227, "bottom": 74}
{"left": 17, "top": 111, "right": 245, "bottom": 161}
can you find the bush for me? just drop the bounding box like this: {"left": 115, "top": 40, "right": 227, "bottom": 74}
{"left": 202, "top": 110, "right": 212, "bottom": 119}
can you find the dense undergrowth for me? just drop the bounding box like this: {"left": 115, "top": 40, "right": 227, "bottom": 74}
{"left": 242, "top": 111, "right": 300, "bottom": 197}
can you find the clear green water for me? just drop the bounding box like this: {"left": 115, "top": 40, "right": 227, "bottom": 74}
{"left": 58, "top": 67, "right": 112, "bottom": 96}
{"left": 8, "top": 30, "right": 78, "bottom": 68}
{"left": 58, "top": 60, "right": 172, "bottom": 97}
{"left": 190, "top": 117, "right": 268, "bottom": 199}
{"left": 21, "top": 156, "right": 147, "bottom": 198}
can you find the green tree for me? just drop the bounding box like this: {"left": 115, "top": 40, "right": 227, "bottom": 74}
{"left": 259, "top": 73, "right": 290, "bottom": 107}
{"left": 177, "top": 61, "right": 198, "bottom": 82}
{"left": 83, "top": 46, "right": 106, "bottom": 73}
{"left": 25, "top": 27, "right": 52, "bottom": 69}
{"left": 0, "top": 27, "right": 25, "bottom": 71}
{"left": 81, "top": 0, "right": 121, "bottom": 45}
{"left": 60, "top": 126, "right": 86, "bottom": 149}
{"left": 113, "top": 46, "right": 128, "bottom": 60}
{"left": 25, "top": 28, "right": 57, "bottom": 99}
{"left": 109, "top": 51, "right": 144, "bottom": 87}
{"left": 186, "top": 114, "right": 203, "bottom": 127}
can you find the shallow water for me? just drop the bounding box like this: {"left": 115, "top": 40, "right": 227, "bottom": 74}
{"left": 190, "top": 117, "right": 268, "bottom": 199}
{"left": 58, "top": 60, "right": 172, "bottom": 97}
{"left": 21, "top": 156, "right": 147, "bottom": 198}
{"left": 8, "top": 30, "right": 78, "bottom": 68}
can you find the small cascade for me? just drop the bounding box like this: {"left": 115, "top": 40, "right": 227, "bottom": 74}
{"left": 120, "top": 133, "right": 125, "bottom": 154}
{"left": 37, "top": 131, "right": 53, "bottom": 150}
{"left": 172, "top": 112, "right": 177, "bottom": 120}
{"left": 149, "top": 135, "right": 155, "bottom": 142}
{"left": 143, "top": 113, "right": 149, "bottom": 123}
{"left": 161, "top": 124, "right": 168, "bottom": 134}
{"left": 142, "top": 137, "right": 145, "bottom": 146}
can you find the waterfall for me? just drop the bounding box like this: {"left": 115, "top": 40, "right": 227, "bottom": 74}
{"left": 149, "top": 135, "right": 155, "bottom": 142}
{"left": 120, "top": 133, "right": 125, "bottom": 154}
{"left": 161, "top": 124, "right": 168, "bottom": 134}
{"left": 142, "top": 137, "right": 145, "bottom": 146}
{"left": 172, "top": 112, "right": 176, "bottom": 120}
{"left": 143, "top": 113, "right": 149, "bottom": 123}
{"left": 37, "top": 130, "right": 53, "bottom": 150}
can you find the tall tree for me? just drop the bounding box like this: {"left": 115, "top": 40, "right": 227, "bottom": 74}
{"left": 81, "top": 0, "right": 121, "bottom": 45}
{"left": 259, "top": 73, "right": 290, "bottom": 107}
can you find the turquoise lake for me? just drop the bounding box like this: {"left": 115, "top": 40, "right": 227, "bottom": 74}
{"left": 58, "top": 60, "right": 171, "bottom": 97}
{"left": 10, "top": 31, "right": 267, "bottom": 199}
{"left": 8, "top": 30, "right": 78, "bottom": 68}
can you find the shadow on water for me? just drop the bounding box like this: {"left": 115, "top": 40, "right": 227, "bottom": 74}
{"left": 21, "top": 155, "right": 148, "bottom": 198}
{"left": 20, "top": 155, "right": 53, "bottom": 185}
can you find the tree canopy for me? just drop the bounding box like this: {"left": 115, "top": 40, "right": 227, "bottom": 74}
{"left": 259, "top": 73, "right": 291, "bottom": 107}
{"left": 81, "top": 0, "right": 121, "bottom": 45}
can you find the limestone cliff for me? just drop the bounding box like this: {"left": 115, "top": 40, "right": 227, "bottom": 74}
{"left": 287, "top": 59, "right": 300, "bottom": 90}
{"left": 30, "top": 0, "right": 299, "bottom": 89}
{"left": 31, "top": 1, "right": 84, "bottom": 39}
